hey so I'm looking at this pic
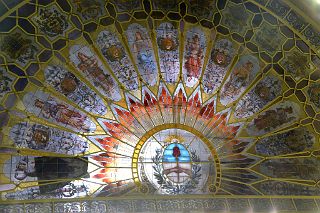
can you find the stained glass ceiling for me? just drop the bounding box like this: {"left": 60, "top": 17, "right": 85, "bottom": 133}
{"left": 1, "top": 0, "right": 320, "bottom": 212}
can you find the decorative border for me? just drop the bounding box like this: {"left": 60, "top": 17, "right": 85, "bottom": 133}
{"left": 1, "top": 197, "right": 320, "bottom": 212}
{"left": 249, "top": 0, "right": 320, "bottom": 53}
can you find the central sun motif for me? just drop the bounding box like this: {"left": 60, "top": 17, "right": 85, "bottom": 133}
{"left": 87, "top": 82, "right": 242, "bottom": 195}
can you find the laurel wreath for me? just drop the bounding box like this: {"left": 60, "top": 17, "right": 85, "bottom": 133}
{"left": 152, "top": 149, "right": 202, "bottom": 194}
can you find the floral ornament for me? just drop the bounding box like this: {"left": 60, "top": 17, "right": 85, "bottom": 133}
{"left": 152, "top": 0, "right": 180, "bottom": 12}
{"left": 34, "top": 7, "right": 69, "bottom": 37}
{"left": 308, "top": 83, "right": 320, "bottom": 108}
{"left": 281, "top": 49, "right": 310, "bottom": 80}
{"left": 73, "top": 0, "right": 103, "bottom": 20}
{"left": 186, "top": 0, "right": 216, "bottom": 20}
{"left": 221, "top": 3, "right": 251, "bottom": 35}
{"left": 0, "top": 33, "right": 38, "bottom": 64}
{"left": 254, "top": 22, "right": 285, "bottom": 56}
{"left": 110, "top": 0, "right": 141, "bottom": 12}
{"left": 0, "top": 68, "right": 15, "bottom": 100}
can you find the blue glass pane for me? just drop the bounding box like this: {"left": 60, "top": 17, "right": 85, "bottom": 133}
{"left": 163, "top": 143, "right": 190, "bottom": 162}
